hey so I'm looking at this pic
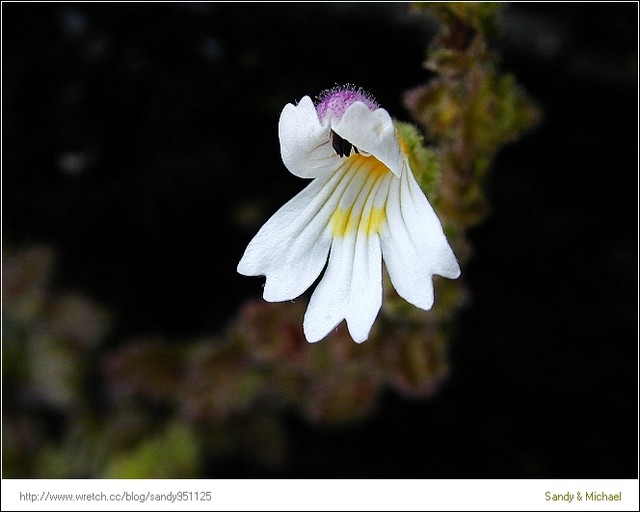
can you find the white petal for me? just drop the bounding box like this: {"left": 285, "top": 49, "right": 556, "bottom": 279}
{"left": 303, "top": 162, "right": 390, "bottom": 343}
{"left": 380, "top": 163, "right": 460, "bottom": 310}
{"left": 237, "top": 158, "right": 364, "bottom": 302}
{"left": 304, "top": 234, "right": 383, "bottom": 344}
{"left": 278, "top": 95, "right": 339, "bottom": 179}
{"left": 345, "top": 231, "right": 383, "bottom": 343}
{"left": 303, "top": 237, "right": 352, "bottom": 343}
{"left": 237, "top": 175, "right": 331, "bottom": 302}
{"left": 331, "top": 102, "right": 405, "bottom": 178}
{"left": 401, "top": 163, "right": 461, "bottom": 279}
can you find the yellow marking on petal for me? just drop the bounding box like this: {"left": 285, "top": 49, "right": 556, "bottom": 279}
{"left": 330, "top": 154, "right": 390, "bottom": 237}
{"left": 330, "top": 207, "right": 350, "bottom": 236}
{"left": 366, "top": 207, "right": 386, "bottom": 235}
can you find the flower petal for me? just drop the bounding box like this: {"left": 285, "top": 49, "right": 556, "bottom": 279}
{"left": 303, "top": 233, "right": 383, "bottom": 344}
{"left": 237, "top": 158, "right": 367, "bottom": 302}
{"left": 303, "top": 162, "right": 391, "bottom": 343}
{"left": 380, "top": 164, "right": 460, "bottom": 310}
{"left": 331, "top": 102, "right": 404, "bottom": 178}
{"left": 401, "top": 164, "right": 461, "bottom": 279}
{"left": 345, "top": 232, "right": 383, "bottom": 342}
{"left": 302, "top": 237, "right": 351, "bottom": 342}
{"left": 278, "top": 95, "right": 339, "bottom": 179}
{"left": 237, "top": 174, "right": 332, "bottom": 302}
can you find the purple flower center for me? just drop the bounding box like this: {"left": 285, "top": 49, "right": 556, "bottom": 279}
{"left": 315, "top": 85, "right": 378, "bottom": 122}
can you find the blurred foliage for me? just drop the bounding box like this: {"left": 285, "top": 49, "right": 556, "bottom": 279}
{"left": 103, "top": 423, "right": 200, "bottom": 478}
{"left": 417, "top": 2, "right": 503, "bottom": 39}
{"left": 407, "top": 2, "right": 540, "bottom": 231}
{"left": 397, "top": 5, "right": 540, "bottom": 396}
{"left": 3, "top": 3, "right": 539, "bottom": 478}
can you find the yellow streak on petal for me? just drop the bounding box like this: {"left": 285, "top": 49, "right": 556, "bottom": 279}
{"left": 330, "top": 154, "right": 390, "bottom": 238}
{"left": 366, "top": 207, "right": 386, "bottom": 235}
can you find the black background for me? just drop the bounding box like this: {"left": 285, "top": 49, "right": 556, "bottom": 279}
{"left": 3, "top": 2, "right": 638, "bottom": 478}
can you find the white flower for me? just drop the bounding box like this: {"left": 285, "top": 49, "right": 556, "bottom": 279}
{"left": 237, "top": 86, "right": 460, "bottom": 344}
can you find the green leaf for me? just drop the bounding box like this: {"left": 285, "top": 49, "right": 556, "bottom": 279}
{"left": 394, "top": 121, "right": 440, "bottom": 198}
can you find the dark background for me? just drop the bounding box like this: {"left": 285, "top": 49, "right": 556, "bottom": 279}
{"left": 3, "top": 3, "right": 638, "bottom": 478}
